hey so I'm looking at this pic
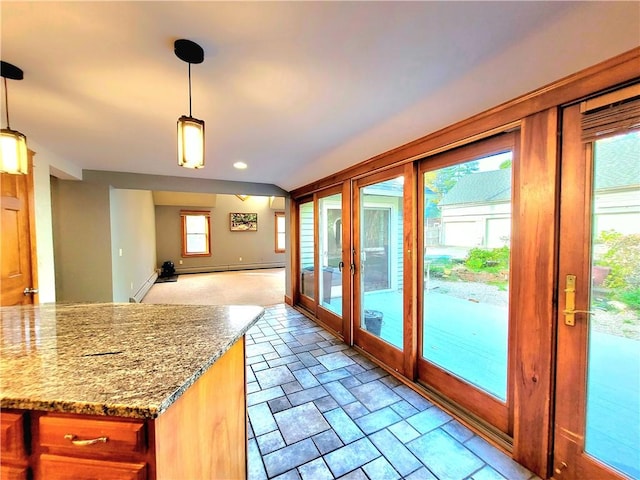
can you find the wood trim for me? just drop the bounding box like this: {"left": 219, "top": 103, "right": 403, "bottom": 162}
{"left": 418, "top": 360, "right": 509, "bottom": 433}
{"left": 27, "top": 152, "right": 39, "bottom": 305}
{"left": 341, "top": 180, "right": 353, "bottom": 344}
{"left": 290, "top": 47, "right": 639, "bottom": 198}
{"left": 403, "top": 162, "right": 418, "bottom": 380}
{"left": 180, "top": 210, "right": 211, "bottom": 258}
{"left": 417, "top": 131, "right": 517, "bottom": 174}
{"left": 511, "top": 108, "right": 560, "bottom": 476}
{"left": 274, "top": 211, "right": 285, "bottom": 253}
{"left": 552, "top": 104, "right": 597, "bottom": 480}
{"left": 580, "top": 82, "right": 640, "bottom": 113}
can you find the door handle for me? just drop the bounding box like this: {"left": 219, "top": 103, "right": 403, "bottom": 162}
{"left": 338, "top": 261, "right": 344, "bottom": 273}
{"left": 23, "top": 287, "right": 39, "bottom": 296}
{"left": 563, "top": 274, "right": 593, "bottom": 326}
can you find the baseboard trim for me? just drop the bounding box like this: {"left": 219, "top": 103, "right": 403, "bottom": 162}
{"left": 284, "top": 295, "right": 293, "bottom": 306}
{"left": 175, "top": 263, "right": 285, "bottom": 275}
{"left": 130, "top": 270, "right": 158, "bottom": 303}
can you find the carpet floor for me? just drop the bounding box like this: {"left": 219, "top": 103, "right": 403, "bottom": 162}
{"left": 142, "top": 268, "right": 285, "bottom": 306}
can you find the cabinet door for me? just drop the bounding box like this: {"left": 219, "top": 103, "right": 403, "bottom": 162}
{"left": 39, "top": 454, "right": 146, "bottom": 480}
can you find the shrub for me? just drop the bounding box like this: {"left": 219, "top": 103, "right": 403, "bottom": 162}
{"left": 465, "top": 246, "right": 510, "bottom": 273}
{"left": 615, "top": 288, "right": 640, "bottom": 312}
{"left": 596, "top": 231, "right": 640, "bottom": 290}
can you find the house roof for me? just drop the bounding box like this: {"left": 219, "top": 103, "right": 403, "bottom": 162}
{"left": 440, "top": 168, "right": 512, "bottom": 206}
{"left": 440, "top": 131, "right": 639, "bottom": 206}
{"left": 594, "top": 132, "right": 640, "bottom": 190}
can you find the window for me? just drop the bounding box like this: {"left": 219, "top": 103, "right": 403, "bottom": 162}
{"left": 275, "top": 211, "right": 285, "bottom": 253}
{"left": 181, "top": 210, "right": 211, "bottom": 257}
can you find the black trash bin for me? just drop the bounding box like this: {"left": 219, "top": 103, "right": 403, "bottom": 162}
{"left": 364, "top": 310, "right": 383, "bottom": 336}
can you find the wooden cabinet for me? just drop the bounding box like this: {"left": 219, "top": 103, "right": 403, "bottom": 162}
{"left": 0, "top": 411, "right": 28, "bottom": 480}
{"left": 39, "top": 455, "right": 147, "bottom": 480}
{"left": 0, "top": 338, "right": 247, "bottom": 479}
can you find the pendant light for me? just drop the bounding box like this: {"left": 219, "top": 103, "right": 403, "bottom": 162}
{"left": 0, "top": 61, "right": 28, "bottom": 175}
{"left": 175, "top": 39, "right": 205, "bottom": 169}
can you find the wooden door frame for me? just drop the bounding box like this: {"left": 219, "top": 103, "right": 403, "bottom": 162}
{"left": 552, "top": 102, "right": 634, "bottom": 480}
{"left": 416, "top": 132, "right": 519, "bottom": 436}
{"left": 352, "top": 164, "right": 416, "bottom": 376}
{"left": 315, "top": 185, "right": 347, "bottom": 337}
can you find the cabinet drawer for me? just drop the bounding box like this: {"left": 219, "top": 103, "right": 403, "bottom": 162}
{"left": 0, "top": 464, "right": 28, "bottom": 480}
{"left": 39, "top": 454, "right": 146, "bottom": 480}
{"left": 39, "top": 415, "right": 146, "bottom": 456}
{"left": 0, "top": 412, "right": 26, "bottom": 460}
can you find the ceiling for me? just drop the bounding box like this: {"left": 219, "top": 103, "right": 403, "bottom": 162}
{"left": 1, "top": 2, "right": 638, "bottom": 192}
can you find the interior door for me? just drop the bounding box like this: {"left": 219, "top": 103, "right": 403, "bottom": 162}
{"left": 353, "top": 164, "right": 415, "bottom": 374}
{"left": 553, "top": 90, "right": 639, "bottom": 480}
{"left": 417, "top": 133, "right": 518, "bottom": 435}
{"left": 1, "top": 153, "right": 38, "bottom": 306}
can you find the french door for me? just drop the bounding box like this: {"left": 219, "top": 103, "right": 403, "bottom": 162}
{"left": 297, "top": 185, "right": 349, "bottom": 337}
{"left": 554, "top": 89, "right": 639, "bottom": 479}
{"left": 353, "top": 164, "right": 416, "bottom": 374}
{"left": 417, "top": 132, "right": 518, "bottom": 435}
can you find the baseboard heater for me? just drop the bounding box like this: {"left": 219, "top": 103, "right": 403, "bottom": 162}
{"left": 129, "top": 270, "right": 158, "bottom": 303}
{"left": 175, "top": 263, "right": 284, "bottom": 274}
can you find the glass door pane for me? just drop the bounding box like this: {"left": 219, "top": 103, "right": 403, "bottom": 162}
{"left": 299, "top": 200, "right": 315, "bottom": 299}
{"left": 422, "top": 151, "right": 512, "bottom": 400}
{"left": 585, "top": 131, "right": 639, "bottom": 478}
{"left": 319, "top": 193, "right": 342, "bottom": 316}
{"left": 360, "top": 176, "right": 404, "bottom": 349}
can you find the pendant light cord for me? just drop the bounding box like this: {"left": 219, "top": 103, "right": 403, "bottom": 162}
{"left": 188, "top": 63, "right": 192, "bottom": 117}
{"left": 3, "top": 77, "right": 10, "bottom": 129}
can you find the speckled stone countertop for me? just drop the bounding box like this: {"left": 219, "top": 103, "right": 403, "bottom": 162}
{"left": 0, "top": 303, "right": 263, "bottom": 419}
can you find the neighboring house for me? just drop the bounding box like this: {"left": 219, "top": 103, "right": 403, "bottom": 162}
{"left": 438, "top": 168, "right": 512, "bottom": 249}
{"left": 592, "top": 133, "right": 640, "bottom": 237}
{"left": 434, "top": 132, "right": 639, "bottom": 251}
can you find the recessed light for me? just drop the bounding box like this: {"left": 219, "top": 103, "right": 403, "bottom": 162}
{"left": 233, "top": 161, "right": 248, "bottom": 170}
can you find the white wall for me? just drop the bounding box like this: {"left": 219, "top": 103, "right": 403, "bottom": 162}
{"left": 51, "top": 179, "right": 113, "bottom": 302}
{"left": 110, "top": 189, "right": 157, "bottom": 302}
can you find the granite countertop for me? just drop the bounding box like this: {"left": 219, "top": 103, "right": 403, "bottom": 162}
{"left": 0, "top": 303, "right": 263, "bottom": 419}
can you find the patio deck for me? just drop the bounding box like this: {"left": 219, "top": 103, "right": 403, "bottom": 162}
{"left": 327, "top": 285, "right": 639, "bottom": 478}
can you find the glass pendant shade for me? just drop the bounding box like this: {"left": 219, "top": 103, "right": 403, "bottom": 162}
{"left": 177, "top": 115, "right": 205, "bottom": 169}
{"left": 0, "top": 128, "right": 28, "bottom": 174}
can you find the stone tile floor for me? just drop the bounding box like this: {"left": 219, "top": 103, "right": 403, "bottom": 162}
{"left": 247, "top": 305, "right": 541, "bottom": 480}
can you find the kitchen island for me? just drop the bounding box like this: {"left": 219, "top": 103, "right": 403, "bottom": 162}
{"left": 0, "top": 302, "right": 264, "bottom": 479}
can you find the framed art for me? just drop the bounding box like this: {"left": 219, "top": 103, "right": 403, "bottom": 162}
{"left": 230, "top": 212, "right": 257, "bottom": 231}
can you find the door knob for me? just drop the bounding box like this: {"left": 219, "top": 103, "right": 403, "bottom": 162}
{"left": 23, "top": 287, "right": 39, "bottom": 296}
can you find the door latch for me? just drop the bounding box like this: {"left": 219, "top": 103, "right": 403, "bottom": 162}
{"left": 563, "top": 274, "right": 593, "bottom": 326}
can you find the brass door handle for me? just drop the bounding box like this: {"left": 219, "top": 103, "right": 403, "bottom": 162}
{"left": 563, "top": 275, "right": 593, "bottom": 326}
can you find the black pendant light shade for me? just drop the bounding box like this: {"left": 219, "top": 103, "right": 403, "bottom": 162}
{"left": 175, "top": 39, "right": 205, "bottom": 169}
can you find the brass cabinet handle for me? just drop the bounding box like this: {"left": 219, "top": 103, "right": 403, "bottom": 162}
{"left": 64, "top": 434, "right": 108, "bottom": 446}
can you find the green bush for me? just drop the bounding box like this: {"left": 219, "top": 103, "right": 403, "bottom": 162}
{"left": 596, "top": 231, "right": 640, "bottom": 290}
{"left": 615, "top": 288, "right": 640, "bottom": 312}
{"left": 465, "top": 246, "right": 510, "bottom": 273}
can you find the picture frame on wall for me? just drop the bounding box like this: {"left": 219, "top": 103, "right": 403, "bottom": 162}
{"left": 230, "top": 212, "right": 258, "bottom": 231}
